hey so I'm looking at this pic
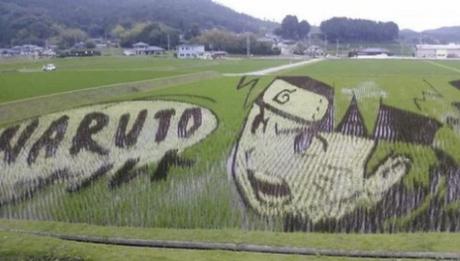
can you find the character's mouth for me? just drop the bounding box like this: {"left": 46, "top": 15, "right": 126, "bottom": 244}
{"left": 246, "top": 169, "right": 292, "bottom": 206}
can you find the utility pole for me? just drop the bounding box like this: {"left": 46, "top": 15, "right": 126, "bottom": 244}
{"left": 246, "top": 32, "right": 251, "bottom": 57}
{"left": 167, "top": 34, "right": 171, "bottom": 51}
{"left": 336, "top": 39, "right": 339, "bottom": 57}
{"left": 324, "top": 34, "right": 328, "bottom": 54}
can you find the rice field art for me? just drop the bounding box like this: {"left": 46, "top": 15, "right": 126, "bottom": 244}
{"left": 231, "top": 76, "right": 460, "bottom": 233}
{"left": 2, "top": 72, "right": 460, "bottom": 233}
{"left": 0, "top": 101, "right": 217, "bottom": 206}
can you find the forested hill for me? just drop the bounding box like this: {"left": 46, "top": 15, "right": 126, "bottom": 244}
{"left": 0, "top": 0, "right": 277, "bottom": 46}
{"left": 400, "top": 26, "right": 460, "bottom": 44}
{"left": 423, "top": 26, "right": 460, "bottom": 43}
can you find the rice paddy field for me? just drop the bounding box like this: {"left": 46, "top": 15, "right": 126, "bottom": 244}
{"left": 0, "top": 56, "right": 292, "bottom": 103}
{"left": 1, "top": 55, "right": 460, "bottom": 259}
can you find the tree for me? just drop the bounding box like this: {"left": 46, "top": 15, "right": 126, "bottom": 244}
{"left": 185, "top": 23, "right": 201, "bottom": 40}
{"left": 382, "top": 22, "right": 399, "bottom": 41}
{"left": 111, "top": 25, "right": 126, "bottom": 39}
{"left": 275, "top": 15, "right": 311, "bottom": 40}
{"left": 280, "top": 15, "right": 299, "bottom": 39}
{"left": 297, "top": 20, "right": 311, "bottom": 40}
{"left": 85, "top": 41, "right": 96, "bottom": 49}
{"left": 56, "top": 28, "right": 88, "bottom": 49}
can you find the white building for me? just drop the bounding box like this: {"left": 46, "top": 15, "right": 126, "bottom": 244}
{"left": 416, "top": 44, "right": 460, "bottom": 59}
{"left": 123, "top": 42, "right": 165, "bottom": 56}
{"left": 276, "top": 40, "right": 297, "bottom": 56}
{"left": 0, "top": 45, "right": 55, "bottom": 58}
{"left": 11, "top": 45, "right": 44, "bottom": 57}
{"left": 305, "top": 45, "right": 326, "bottom": 57}
{"left": 176, "top": 44, "right": 205, "bottom": 59}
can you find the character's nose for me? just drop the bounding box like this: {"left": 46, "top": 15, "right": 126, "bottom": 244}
{"left": 294, "top": 132, "right": 314, "bottom": 153}
{"left": 294, "top": 131, "right": 328, "bottom": 154}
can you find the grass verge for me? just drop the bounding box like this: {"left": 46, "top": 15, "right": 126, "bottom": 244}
{"left": 0, "top": 219, "right": 459, "bottom": 253}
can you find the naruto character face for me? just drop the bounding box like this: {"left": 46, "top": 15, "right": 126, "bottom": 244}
{"left": 230, "top": 76, "right": 411, "bottom": 223}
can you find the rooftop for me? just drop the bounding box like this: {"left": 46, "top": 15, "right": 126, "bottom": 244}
{"left": 177, "top": 44, "right": 204, "bottom": 47}
{"left": 359, "top": 48, "right": 390, "bottom": 53}
{"left": 416, "top": 44, "right": 460, "bottom": 50}
{"left": 145, "top": 46, "right": 164, "bottom": 51}
{"left": 133, "top": 42, "right": 149, "bottom": 47}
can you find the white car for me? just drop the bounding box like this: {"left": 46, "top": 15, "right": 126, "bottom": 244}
{"left": 42, "top": 63, "right": 56, "bottom": 72}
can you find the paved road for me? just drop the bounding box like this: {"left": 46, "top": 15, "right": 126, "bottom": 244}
{"left": 223, "top": 58, "right": 324, "bottom": 76}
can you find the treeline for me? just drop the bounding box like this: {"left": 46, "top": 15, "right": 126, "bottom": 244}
{"left": 0, "top": 0, "right": 276, "bottom": 47}
{"left": 112, "top": 23, "right": 181, "bottom": 49}
{"left": 0, "top": 0, "right": 402, "bottom": 49}
{"left": 272, "top": 15, "right": 400, "bottom": 43}
{"left": 193, "top": 29, "right": 280, "bottom": 55}
{"left": 320, "top": 17, "right": 399, "bottom": 42}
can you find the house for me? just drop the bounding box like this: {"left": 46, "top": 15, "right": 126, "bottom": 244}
{"left": 305, "top": 45, "right": 326, "bottom": 57}
{"left": 72, "top": 42, "right": 86, "bottom": 49}
{"left": 89, "top": 38, "right": 109, "bottom": 49}
{"left": 276, "top": 42, "right": 296, "bottom": 56}
{"left": 210, "top": 51, "right": 228, "bottom": 59}
{"left": 41, "top": 49, "right": 56, "bottom": 57}
{"left": 416, "top": 44, "right": 460, "bottom": 59}
{"left": 176, "top": 44, "right": 205, "bottom": 59}
{"left": 12, "top": 45, "right": 44, "bottom": 57}
{"left": 141, "top": 46, "right": 165, "bottom": 55}
{"left": 257, "top": 33, "right": 280, "bottom": 45}
{"left": 96, "top": 43, "right": 108, "bottom": 49}
{"left": 127, "top": 42, "right": 165, "bottom": 56}
{"left": 133, "top": 42, "right": 149, "bottom": 50}
{"left": 0, "top": 45, "right": 56, "bottom": 58}
{"left": 47, "top": 44, "right": 58, "bottom": 51}
{"left": 123, "top": 49, "right": 136, "bottom": 56}
{"left": 0, "top": 48, "right": 19, "bottom": 57}
{"left": 349, "top": 48, "right": 392, "bottom": 58}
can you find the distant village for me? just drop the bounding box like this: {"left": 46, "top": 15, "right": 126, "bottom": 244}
{"left": 1, "top": 34, "right": 460, "bottom": 60}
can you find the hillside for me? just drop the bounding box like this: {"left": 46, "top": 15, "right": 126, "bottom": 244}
{"left": 400, "top": 26, "right": 460, "bottom": 44}
{"left": 0, "top": 0, "right": 277, "bottom": 47}
{"left": 423, "top": 26, "right": 460, "bottom": 43}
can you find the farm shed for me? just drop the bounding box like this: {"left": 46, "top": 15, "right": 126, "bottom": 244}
{"left": 416, "top": 44, "right": 460, "bottom": 59}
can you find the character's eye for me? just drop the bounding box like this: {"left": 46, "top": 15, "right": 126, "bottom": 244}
{"left": 272, "top": 89, "right": 297, "bottom": 105}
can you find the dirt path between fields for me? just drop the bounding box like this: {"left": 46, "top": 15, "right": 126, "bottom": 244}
{"left": 0, "top": 71, "right": 220, "bottom": 125}
{"left": 223, "top": 58, "right": 324, "bottom": 76}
